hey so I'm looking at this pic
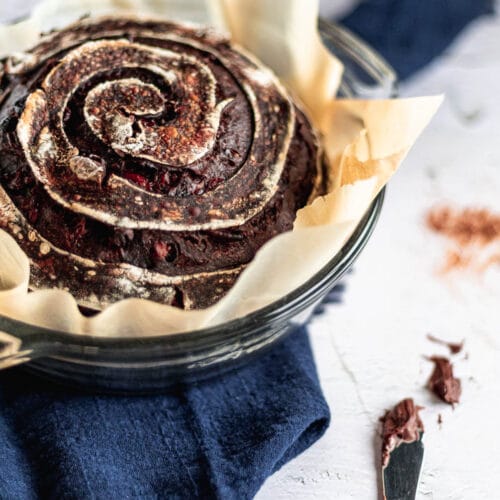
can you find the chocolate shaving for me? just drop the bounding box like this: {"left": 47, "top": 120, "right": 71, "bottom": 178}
{"left": 427, "top": 334, "right": 464, "bottom": 355}
{"left": 380, "top": 398, "right": 424, "bottom": 469}
{"left": 427, "top": 356, "right": 462, "bottom": 405}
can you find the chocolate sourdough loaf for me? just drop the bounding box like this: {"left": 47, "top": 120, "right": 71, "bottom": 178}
{"left": 0, "top": 17, "right": 325, "bottom": 310}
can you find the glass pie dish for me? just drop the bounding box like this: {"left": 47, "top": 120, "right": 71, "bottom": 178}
{"left": 0, "top": 20, "right": 397, "bottom": 393}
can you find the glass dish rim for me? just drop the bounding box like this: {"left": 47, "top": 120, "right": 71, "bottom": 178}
{"left": 0, "top": 19, "right": 396, "bottom": 350}
{"left": 0, "top": 190, "right": 385, "bottom": 349}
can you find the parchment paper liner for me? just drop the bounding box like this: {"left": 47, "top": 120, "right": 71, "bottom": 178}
{"left": 0, "top": 0, "right": 442, "bottom": 336}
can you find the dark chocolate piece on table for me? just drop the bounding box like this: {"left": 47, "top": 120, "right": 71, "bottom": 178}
{"left": 427, "top": 356, "right": 462, "bottom": 405}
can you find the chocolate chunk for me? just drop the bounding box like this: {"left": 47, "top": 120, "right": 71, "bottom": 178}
{"left": 427, "top": 356, "right": 462, "bottom": 405}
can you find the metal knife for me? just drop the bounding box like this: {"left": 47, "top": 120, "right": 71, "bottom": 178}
{"left": 382, "top": 433, "right": 424, "bottom": 500}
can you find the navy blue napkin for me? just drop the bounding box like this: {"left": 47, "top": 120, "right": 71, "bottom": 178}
{"left": 340, "top": 0, "right": 494, "bottom": 80}
{"left": 0, "top": 2, "right": 494, "bottom": 498}
{"left": 0, "top": 326, "right": 330, "bottom": 499}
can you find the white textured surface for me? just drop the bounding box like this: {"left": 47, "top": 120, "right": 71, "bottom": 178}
{"left": 259, "top": 15, "right": 500, "bottom": 500}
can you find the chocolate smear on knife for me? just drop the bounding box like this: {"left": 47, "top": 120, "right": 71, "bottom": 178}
{"left": 427, "top": 356, "right": 461, "bottom": 405}
{"left": 380, "top": 398, "right": 424, "bottom": 469}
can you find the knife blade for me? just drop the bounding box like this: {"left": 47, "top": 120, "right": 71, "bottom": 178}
{"left": 382, "top": 432, "right": 424, "bottom": 500}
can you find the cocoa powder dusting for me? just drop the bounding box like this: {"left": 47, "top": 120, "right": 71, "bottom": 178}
{"left": 426, "top": 206, "right": 500, "bottom": 272}
{"left": 426, "top": 206, "right": 500, "bottom": 246}
{"left": 442, "top": 248, "right": 472, "bottom": 273}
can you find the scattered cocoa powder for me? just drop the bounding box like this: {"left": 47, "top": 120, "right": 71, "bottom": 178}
{"left": 426, "top": 206, "right": 500, "bottom": 246}
{"left": 441, "top": 248, "right": 472, "bottom": 273}
{"left": 426, "top": 206, "right": 500, "bottom": 272}
{"left": 480, "top": 252, "right": 500, "bottom": 271}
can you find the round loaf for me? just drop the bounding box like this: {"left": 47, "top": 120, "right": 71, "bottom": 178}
{"left": 0, "top": 17, "right": 325, "bottom": 309}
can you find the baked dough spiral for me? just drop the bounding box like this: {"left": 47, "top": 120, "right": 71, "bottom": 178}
{"left": 0, "top": 17, "right": 324, "bottom": 310}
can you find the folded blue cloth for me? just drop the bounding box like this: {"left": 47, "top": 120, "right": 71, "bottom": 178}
{"left": 341, "top": 0, "right": 494, "bottom": 80}
{"left": 0, "top": 1, "right": 494, "bottom": 498}
{"left": 0, "top": 326, "right": 329, "bottom": 499}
